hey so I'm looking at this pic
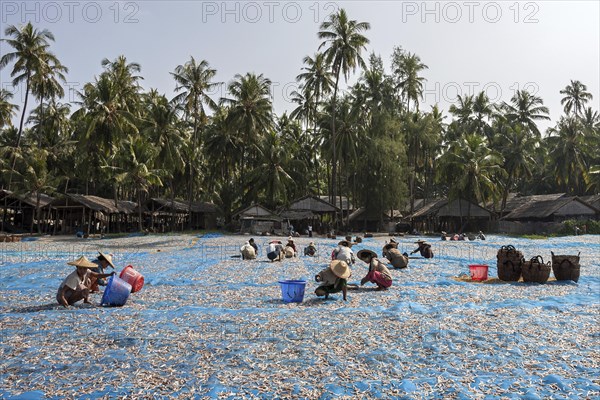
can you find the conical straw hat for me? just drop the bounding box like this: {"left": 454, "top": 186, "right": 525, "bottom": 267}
{"left": 329, "top": 260, "right": 351, "bottom": 279}
{"left": 67, "top": 256, "right": 97, "bottom": 268}
{"left": 98, "top": 251, "right": 115, "bottom": 269}
{"left": 357, "top": 249, "right": 377, "bottom": 262}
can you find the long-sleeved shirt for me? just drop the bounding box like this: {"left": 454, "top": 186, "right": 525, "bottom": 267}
{"left": 334, "top": 246, "right": 355, "bottom": 264}
{"left": 369, "top": 258, "right": 393, "bottom": 281}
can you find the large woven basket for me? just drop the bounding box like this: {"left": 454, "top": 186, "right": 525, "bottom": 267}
{"left": 497, "top": 245, "right": 524, "bottom": 281}
{"left": 522, "top": 256, "right": 551, "bottom": 284}
{"left": 551, "top": 251, "right": 580, "bottom": 283}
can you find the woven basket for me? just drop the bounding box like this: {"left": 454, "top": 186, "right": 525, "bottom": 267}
{"left": 522, "top": 256, "right": 551, "bottom": 284}
{"left": 497, "top": 245, "right": 524, "bottom": 281}
{"left": 551, "top": 251, "right": 581, "bottom": 283}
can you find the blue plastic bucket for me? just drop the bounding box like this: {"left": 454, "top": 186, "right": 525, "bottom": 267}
{"left": 101, "top": 275, "right": 132, "bottom": 307}
{"left": 278, "top": 280, "right": 307, "bottom": 303}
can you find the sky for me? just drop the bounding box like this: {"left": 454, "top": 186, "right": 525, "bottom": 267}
{"left": 1, "top": 0, "right": 599, "bottom": 133}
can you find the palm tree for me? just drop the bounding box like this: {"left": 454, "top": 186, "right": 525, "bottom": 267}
{"left": 392, "top": 49, "right": 428, "bottom": 113}
{"left": 171, "top": 57, "right": 220, "bottom": 222}
{"left": 318, "top": 8, "right": 370, "bottom": 222}
{"left": 101, "top": 55, "right": 142, "bottom": 115}
{"left": 546, "top": 116, "right": 589, "bottom": 194}
{"left": 0, "top": 23, "right": 61, "bottom": 189}
{"left": 142, "top": 91, "right": 187, "bottom": 207}
{"left": 289, "top": 86, "right": 312, "bottom": 129}
{"left": 472, "top": 91, "right": 494, "bottom": 138}
{"left": 30, "top": 53, "right": 68, "bottom": 143}
{"left": 0, "top": 89, "right": 19, "bottom": 128}
{"left": 12, "top": 146, "right": 56, "bottom": 234}
{"left": 437, "top": 134, "right": 505, "bottom": 208}
{"left": 560, "top": 80, "right": 593, "bottom": 117}
{"left": 221, "top": 73, "right": 274, "bottom": 181}
{"left": 203, "top": 106, "right": 241, "bottom": 187}
{"left": 113, "top": 136, "right": 163, "bottom": 231}
{"left": 296, "top": 52, "right": 333, "bottom": 129}
{"left": 72, "top": 73, "right": 139, "bottom": 196}
{"left": 496, "top": 122, "right": 538, "bottom": 211}
{"left": 501, "top": 90, "right": 550, "bottom": 138}
{"left": 247, "top": 130, "right": 305, "bottom": 209}
{"left": 27, "top": 101, "right": 71, "bottom": 146}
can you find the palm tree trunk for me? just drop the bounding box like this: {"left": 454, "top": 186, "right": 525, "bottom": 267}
{"left": 38, "top": 91, "right": 45, "bottom": 144}
{"left": 501, "top": 174, "right": 513, "bottom": 214}
{"left": 36, "top": 193, "right": 42, "bottom": 234}
{"left": 138, "top": 188, "right": 143, "bottom": 232}
{"left": 314, "top": 93, "right": 321, "bottom": 196}
{"left": 188, "top": 105, "right": 199, "bottom": 230}
{"left": 331, "top": 68, "right": 341, "bottom": 226}
{"left": 8, "top": 77, "right": 31, "bottom": 191}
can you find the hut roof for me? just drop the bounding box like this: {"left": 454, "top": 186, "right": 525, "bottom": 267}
{"left": 318, "top": 195, "right": 353, "bottom": 211}
{"left": 290, "top": 195, "right": 339, "bottom": 213}
{"left": 48, "top": 194, "right": 139, "bottom": 214}
{"left": 503, "top": 193, "right": 566, "bottom": 213}
{"left": 150, "top": 198, "right": 189, "bottom": 213}
{"left": 502, "top": 196, "right": 600, "bottom": 220}
{"left": 408, "top": 199, "right": 446, "bottom": 219}
{"left": 190, "top": 201, "right": 218, "bottom": 213}
{"left": 580, "top": 194, "right": 600, "bottom": 208}
{"left": 348, "top": 207, "right": 391, "bottom": 222}
{"left": 401, "top": 198, "right": 426, "bottom": 213}
{"left": 0, "top": 189, "right": 54, "bottom": 208}
{"left": 148, "top": 199, "right": 217, "bottom": 214}
{"left": 233, "top": 204, "right": 280, "bottom": 220}
{"left": 279, "top": 210, "right": 315, "bottom": 220}
{"left": 409, "top": 198, "right": 493, "bottom": 219}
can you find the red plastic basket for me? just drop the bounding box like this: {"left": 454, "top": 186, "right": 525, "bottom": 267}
{"left": 469, "top": 264, "right": 489, "bottom": 281}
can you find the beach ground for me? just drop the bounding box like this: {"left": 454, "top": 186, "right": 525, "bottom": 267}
{"left": 1, "top": 233, "right": 599, "bottom": 399}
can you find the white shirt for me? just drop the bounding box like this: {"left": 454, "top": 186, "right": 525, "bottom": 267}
{"left": 335, "top": 246, "right": 355, "bottom": 264}
{"left": 59, "top": 269, "right": 89, "bottom": 291}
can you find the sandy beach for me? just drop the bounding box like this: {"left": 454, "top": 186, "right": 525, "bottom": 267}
{"left": 1, "top": 233, "right": 599, "bottom": 399}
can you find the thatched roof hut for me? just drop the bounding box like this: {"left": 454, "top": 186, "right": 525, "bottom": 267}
{"left": 233, "top": 204, "right": 280, "bottom": 220}
{"left": 0, "top": 189, "right": 55, "bottom": 233}
{"left": 318, "top": 195, "right": 353, "bottom": 212}
{"left": 408, "top": 198, "right": 494, "bottom": 233}
{"left": 233, "top": 204, "right": 282, "bottom": 234}
{"left": 146, "top": 198, "right": 218, "bottom": 231}
{"left": 47, "top": 194, "right": 141, "bottom": 234}
{"left": 502, "top": 196, "right": 600, "bottom": 221}
{"left": 290, "top": 195, "right": 339, "bottom": 214}
{"left": 348, "top": 207, "right": 393, "bottom": 232}
{"left": 502, "top": 193, "right": 566, "bottom": 214}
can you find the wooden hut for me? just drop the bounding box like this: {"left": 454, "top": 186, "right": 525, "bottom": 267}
{"left": 0, "top": 189, "right": 54, "bottom": 233}
{"left": 408, "top": 198, "right": 494, "bottom": 233}
{"left": 283, "top": 195, "right": 339, "bottom": 234}
{"left": 500, "top": 193, "right": 566, "bottom": 218}
{"left": 147, "top": 198, "right": 189, "bottom": 232}
{"left": 348, "top": 207, "right": 394, "bottom": 232}
{"left": 190, "top": 201, "right": 219, "bottom": 230}
{"left": 48, "top": 194, "right": 140, "bottom": 234}
{"left": 233, "top": 204, "right": 282, "bottom": 234}
{"left": 319, "top": 195, "right": 354, "bottom": 216}
{"left": 502, "top": 196, "right": 599, "bottom": 222}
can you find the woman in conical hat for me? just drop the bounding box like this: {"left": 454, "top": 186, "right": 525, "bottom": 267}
{"left": 411, "top": 240, "right": 434, "bottom": 258}
{"left": 89, "top": 251, "right": 116, "bottom": 292}
{"left": 382, "top": 244, "right": 409, "bottom": 269}
{"left": 357, "top": 249, "right": 393, "bottom": 290}
{"left": 57, "top": 256, "right": 114, "bottom": 307}
{"left": 314, "top": 260, "right": 352, "bottom": 301}
{"left": 304, "top": 241, "right": 317, "bottom": 257}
